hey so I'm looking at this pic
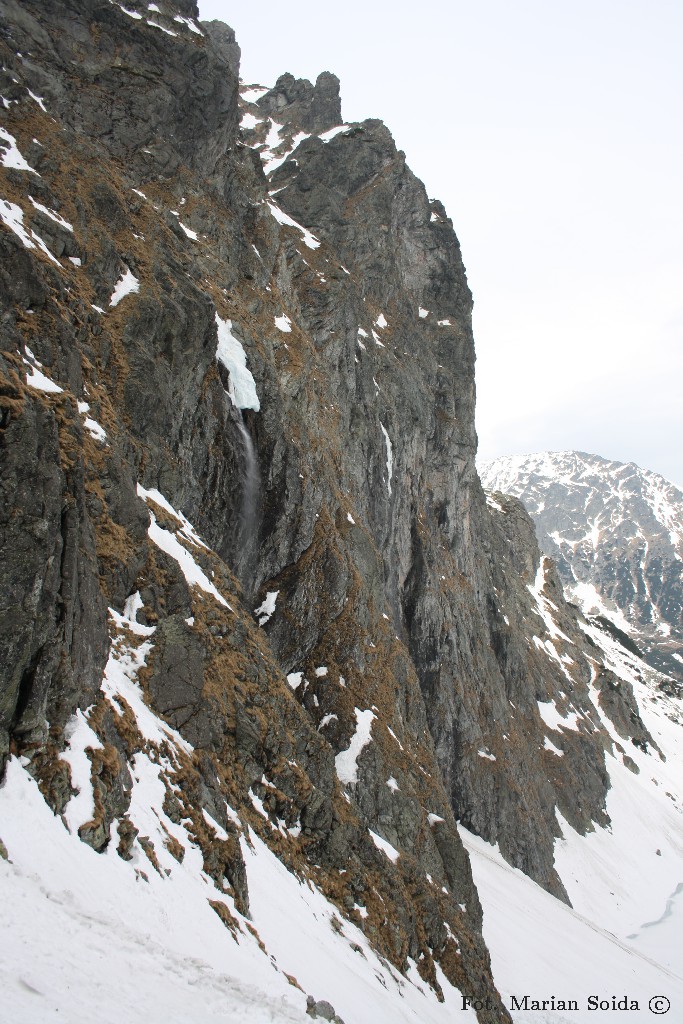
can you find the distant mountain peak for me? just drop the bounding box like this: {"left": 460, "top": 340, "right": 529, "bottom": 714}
{"left": 481, "top": 450, "right": 683, "bottom": 681}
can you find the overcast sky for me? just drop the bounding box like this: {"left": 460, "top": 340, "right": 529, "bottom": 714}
{"left": 198, "top": 0, "right": 683, "bottom": 490}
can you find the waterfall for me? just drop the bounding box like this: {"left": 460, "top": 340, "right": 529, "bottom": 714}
{"left": 214, "top": 313, "right": 262, "bottom": 590}
{"left": 234, "top": 412, "right": 261, "bottom": 590}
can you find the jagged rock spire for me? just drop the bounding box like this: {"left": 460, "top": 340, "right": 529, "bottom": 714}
{"left": 256, "top": 71, "right": 342, "bottom": 133}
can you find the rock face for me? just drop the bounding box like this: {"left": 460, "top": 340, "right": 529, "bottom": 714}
{"left": 0, "top": 2, "right": 664, "bottom": 1019}
{"left": 481, "top": 451, "right": 683, "bottom": 684}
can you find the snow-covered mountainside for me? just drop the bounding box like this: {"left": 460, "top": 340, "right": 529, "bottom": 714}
{"left": 481, "top": 452, "right": 683, "bottom": 683}
{"left": 3, "top": 606, "right": 681, "bottom": 1024}
{"left": 1, "top": 3, "right": 682, "bottom": 1022}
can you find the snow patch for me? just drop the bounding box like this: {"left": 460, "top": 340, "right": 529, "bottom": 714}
{"left": 274, "top": 314, "right": 292, "bottom": 333}
{"left": 215, "top": 314, "right": 260, "bottom": 411}
{"left": 83, "top": 416, "right": 107, "bottom": 442}
{"left": 173, "top": 14, "right": 203, "bottom": 34}
{"left": 319, "top": 125, "right": 350, "bottom": 142}
{"left": 137, "top": 485, "right": 208, "bottom": 550}
{"left": 137, "top": 486, "right": 230, "bottom": 610}
{"left": 267, "top": 201, "right": 320, "bottom": 249}
{"left": 28, "top": 196, "right": 73, "bottom": 231}
{"left": 335, "top": 708, "right": 376, "bottom": 785}
{"left": 25, "top": 363, "right": 63, "bottom": 393}
{"left": 240, "top": 112, "right": 261, "bottom": 130}
{"left": 368, "top": 829, "right": 399, "bottom": 863}
{"left": 1, "top": 198, "right": 59, "bottom": 263}
{"left": 146, "top": 512, "right": 230, "bottom": 609}
{"left": 0, "top": 127, "right": 38, "bottom": 173}
{"left": 177, "top": 219, "right": 197, "bottom": 240}
{"left": 111, "top": 3, "right": 143, "bottom": 20}
{"left": 240, "top": 86, "right": 269, "bottom": 102}
{"left": 109, "top": 267, "right": 139, "bottom": 307}
{"left": 61, "top": 710, "right": 104, "bottom": 833}
{"left": 254, "top": 591, "right": 278, "bottom": 626}
{"left": 537, "top": 700, "right": 581, "bottom": 733}
{"left": 486, "top": 493, "right": 505, "bottom": 513}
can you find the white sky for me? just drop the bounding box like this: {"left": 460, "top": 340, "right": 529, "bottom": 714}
{"left": 198, "top": 0, "right": 683, "bottom": 489}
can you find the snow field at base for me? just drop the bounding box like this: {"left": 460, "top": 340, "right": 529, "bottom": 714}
{"left": 465, "top": 616, "right": 683, "bottom": 1024}
{"left": 1, "top": 526, "right": 679, "bottom": 1024}
{"left": 461, "top": 824, "right": 683, "bottom": 1024}
{"left": 0, "top": 609, "right": 477, "bottom": 1024}
{"left": 242, "top": 828, "right": 478, "bottom": 1024}
{"left": 0, "top": 760, "right": 304, "bottom": 1024}
{"left": 552, "top": 671, "right": 683, "bottom": 970}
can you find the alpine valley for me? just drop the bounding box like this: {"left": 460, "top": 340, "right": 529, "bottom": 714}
{"left": 0, "top": 3, "right": 681, "bottom": 1023}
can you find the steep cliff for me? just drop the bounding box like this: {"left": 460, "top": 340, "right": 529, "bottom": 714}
{"left": 1, "top": 2, "right": 679, "bottom": 1021}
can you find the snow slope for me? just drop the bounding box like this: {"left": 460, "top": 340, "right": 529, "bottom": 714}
{"left": 2, "top": 569, "right": 680, "bottom": 1023}
{"left": 464, "top": 614, "right": 683, "bottom": 1023}
{"left": 0, "top": 757, "right": 477, "bottom": 1024}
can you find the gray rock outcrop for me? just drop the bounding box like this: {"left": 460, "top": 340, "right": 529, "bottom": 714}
{"left": 256, "top": 71, "right": 342, "bottom": 134}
